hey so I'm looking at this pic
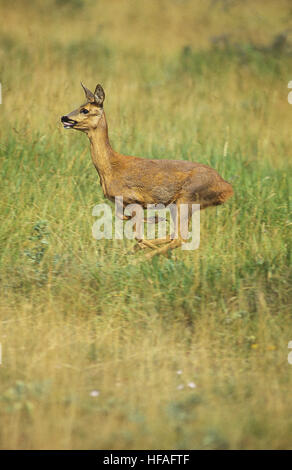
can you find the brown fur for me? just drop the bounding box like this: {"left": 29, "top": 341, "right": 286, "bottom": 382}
{"left": 61, "top": 84, "right": 233, "bottom": 257}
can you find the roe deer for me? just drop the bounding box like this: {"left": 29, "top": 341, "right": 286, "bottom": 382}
{"left": 61, "top": 83, "right": 233, "bottom": 258}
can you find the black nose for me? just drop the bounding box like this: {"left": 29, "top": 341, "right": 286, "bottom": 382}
{"left": 61, "top": 115, "right": 69, "bottom": 122}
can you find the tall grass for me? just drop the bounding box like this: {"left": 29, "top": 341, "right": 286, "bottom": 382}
{"left": 0, "top": 0, "right": 291, "bottom": 449}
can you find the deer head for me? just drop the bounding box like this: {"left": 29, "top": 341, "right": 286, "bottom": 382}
{"left": 61, "top": 83, "right": 105, "bottom": 132}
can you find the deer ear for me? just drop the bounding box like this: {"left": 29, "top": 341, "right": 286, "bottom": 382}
{"left": 94, "top": 84, "right": 105, "bottom": 107}
{"left": 81, "top": 82, "right": 95, "bottom": 102}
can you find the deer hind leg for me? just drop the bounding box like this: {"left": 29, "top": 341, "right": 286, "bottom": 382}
{"left": 141, "top": 204, "right": 178, "bottom": 250}
{"left": 144, "top": 238, "right": 182, "bottom": 259}
{"left": 132, "top": 236, "right": 172, "bottom": 259}
{"left": 144, "top": 235, "right": 172, "bottom": 246}
{"left": 144, "top": 203, "right": 191, "bottom": 259}
{"left": 136, "top": 212, "right": 172, "bottom": 250}
{"left": 126, "top": 213, "right": 166, "bottom": 252}
{"left": 135, "top": 238, "right": 159, "bottom": 250}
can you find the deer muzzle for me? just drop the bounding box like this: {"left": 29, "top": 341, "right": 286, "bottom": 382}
{"left": 61, "top": 115, "right": 77, "bottom": 128}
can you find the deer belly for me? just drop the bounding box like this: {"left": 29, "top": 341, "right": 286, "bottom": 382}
{"left": 120, "top": 189, "right": 162, "bottom": 208}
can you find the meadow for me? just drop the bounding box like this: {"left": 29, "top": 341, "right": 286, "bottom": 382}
{"left": 0, "top": 0, "right": 291, "bottom": 449}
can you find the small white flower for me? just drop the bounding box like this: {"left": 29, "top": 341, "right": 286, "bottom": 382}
{"left": 177, "top": 384, "right": 184, "bottom": 390}
{"left": 187, "top": 382, "right": 196, "bottom": 389}
{"left": 90, "top": 390, "right": 100, "bottom": 397}
{"left": 176, "top": 370, "right": 183, "bottom": 375}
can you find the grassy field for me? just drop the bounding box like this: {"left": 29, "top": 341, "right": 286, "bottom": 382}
{"left": 0, "top": 0, "right": 291, "bottom": 450}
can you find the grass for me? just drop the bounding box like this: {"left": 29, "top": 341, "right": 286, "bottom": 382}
{"left": 0, "top": 0, "right": 291, "bottom": 449}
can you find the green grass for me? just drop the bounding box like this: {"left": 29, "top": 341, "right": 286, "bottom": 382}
{"left": 0, "top": 0, "right": 291, "bottom": 449}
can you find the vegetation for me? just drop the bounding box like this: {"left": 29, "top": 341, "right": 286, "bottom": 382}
{"left": 0, "top": 0, "right": 291, "bottom": 449}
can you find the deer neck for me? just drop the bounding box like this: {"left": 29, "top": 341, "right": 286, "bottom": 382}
{"left": 87, "top": 112, "right": 115, "bottom": 193}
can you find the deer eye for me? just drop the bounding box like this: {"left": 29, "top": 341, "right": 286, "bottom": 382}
{"left": 81, "top": 108, "right": 89, "bottom": 114}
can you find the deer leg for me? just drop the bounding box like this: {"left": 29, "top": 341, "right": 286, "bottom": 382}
{"left": 131, "top": 239, "right": 147, "bottom": 251}
{"left": 136, "top": 238, "right": 158, "bottom": 249}
{"left": 142, "top": 204, "right": 177, "bottom": 248}
{"left": 144, "top": 203, "right": 191, "bottom": 259}
{"left": 145, "top": 236, "right": 172, "bottom": 245}
{"left": 134, "top": 215, "right": 158, "bottom": 250}
{"left": 128, "top": 239, "right": 157, "bottom": 255}
{"left": 144, "top": 238, "right": 182, "bottom": 259}
{"left": 135, "top": 214, "right": 171, "bottom": 250}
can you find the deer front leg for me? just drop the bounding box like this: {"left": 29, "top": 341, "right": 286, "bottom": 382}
{"left": 144, "top": 235, "right": 172, "bottom": 245}
{"left": 115, "top": 201, "right": 131, "bottom": 221}
{"left": 144, "top": 238, "right": 183, "bottom": 259}
{"left": 135, "top": 238, "right": 158, "bottom": 250}
{"left": 133, "top": 213, "right": 158, "bottom": 250}
{"left": 140, "top": 205, "right": 177, "bottom": 249}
